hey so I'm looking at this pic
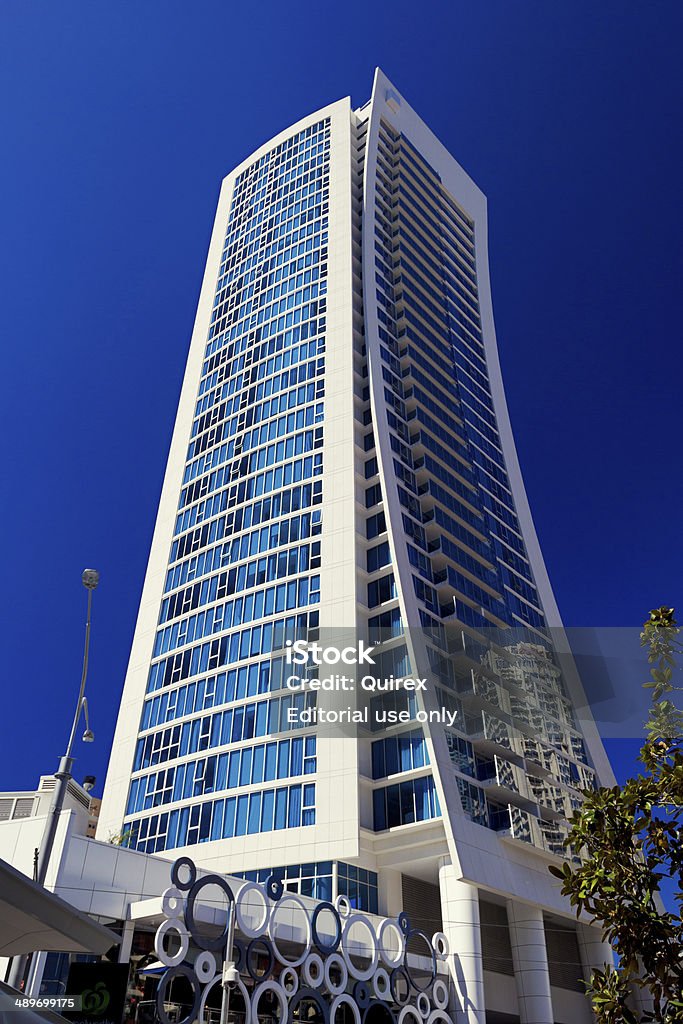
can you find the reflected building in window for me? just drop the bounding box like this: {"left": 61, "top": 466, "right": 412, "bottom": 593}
{"left": 99, "top": 70, "right": 616, "bottom": 1023}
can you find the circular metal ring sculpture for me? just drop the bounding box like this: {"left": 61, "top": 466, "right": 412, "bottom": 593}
{"left": 155, "top": 965, "right": 201, "bottom": 1024}
{"left": 159, "top": 857, "right": 449, "bottom": 1024}
{"left": 389, "top": 966, "right": 411, "bottom": 1006}
{"left": 195, "top": 950, "right": 217, "bottom": 984}
{"left": 251, "top": 980, "right": 289, "bottom": 1024}
{"left": 161, "top": 886, "right": 185, "bottom": 920}
{"left": 397, "top": 911, "right": 411, "bottom": 936}
{"left": 342, "top": 913, "right": 379, "bottom": 981}
{"left": 311, "top": 900, "right": 343, "bottom": 955}
{"left": 246, "top": 937, "right": 275, "bottom": 981}
{"left": 431, "top": 979, "right": 449, "bottom": 1011}
{"left": 398, "top": 1008, "right": 422, "bottom": 1024}
{"left": 329, "top": 994, "right": 361, "bottom": 1024}
{"left": 266, "top": 874, "right": 284, "bottom": 901}
{"left": 268, "top": 892, "right": 312, "bottom": 968}
{"left": 286, "top": 987, "right": 330, "bottom": 1024}
{"left": 280, "top": 965, "right": 299, "bottom": 996}
{"left": 303, "top": 952, "right": 325, "bottom": 989}
{"left": 154, "top": 919, "right": 189, "bottom": 968}
{"left": 403, "top": 931, "right": 436, "bottom": 993}
{"left": 362, "top": 1001, "right": 396, "bottom": 1024}
{"left": 236, "top": 881, "right": 271, "bottom": 939}
{"left": 233, "top": 939, "right": 246, "bottom": 971}
{"left": 335, "top": 894, "right": 352, "bottom": 918}
{"left": 377, "top": 918, "right": 405, "bottom": 969}
{"left": 324, "top": 953, "right": 348, "bottom": 996}
{"left": 171, "top": 856, "right": 197, "bottom": 892}
{"left": 372, "top": 967, "right": 391, "bottom": 1001}
{"left": 416, "top": 992, "right": 431, "bottom": 1019}
{"left": 425, "top": 1012, "right": 453, "bottom": 1024}
{"left": 353, "top": 981, "right": 371, "bottom": 1009}
{"left": 184, "top": 874, "right": 235, "bottom": 952}
{"left": 431, "top": 932, "right": 449, "bottom": 961}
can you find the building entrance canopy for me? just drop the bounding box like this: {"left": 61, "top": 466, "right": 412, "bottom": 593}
{"left": 0, "top": 857, "right": 120, "bottom": 957}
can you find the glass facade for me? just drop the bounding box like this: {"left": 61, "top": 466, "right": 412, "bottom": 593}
{"left": 370, "top": 119, "right": 544, "bottom": 634}
{"left": 124, "top": 119, "right": 330, "bottom": 854}
{"left": 233, "top": 861, "right": 379, "bottom": 914}
{"left": 362, "top": 113, "right": 597, "bottom": 857}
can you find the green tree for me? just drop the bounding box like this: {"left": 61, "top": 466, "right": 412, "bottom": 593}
{"left": 106, "top": 827, "right": 133, "bottom": 847}
{"left": 549, "top": 608, "right": 683, "bottom": 1022}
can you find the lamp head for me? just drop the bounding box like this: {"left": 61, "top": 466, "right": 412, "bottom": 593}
{"left": 82, "top": 569, "right": 99, "bottom": 590}
{"left": 82, "top": 775, "right": 96, "bottom": 792}
{"left": 81, "top": 698, "right": 94, "bottom": 743}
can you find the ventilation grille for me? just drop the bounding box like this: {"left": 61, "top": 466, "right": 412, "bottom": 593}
{"left": 12, "top": 798, "right": 35, "bottom": 819}
{"left": 401, "top": 874, "right": 442, "bottom": 951}
{"left": 545, "top": 920, "right": 585, "bottom": 992}
{"left": 39, "top": 778, "right": 91, "bottom": 810}
{"left": 480, "top": 900, "right": 514, "bottom": 976}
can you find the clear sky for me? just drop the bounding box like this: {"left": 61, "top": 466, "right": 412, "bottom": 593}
{"left": 1, "top": 0, "right": 681, "bottom": 830}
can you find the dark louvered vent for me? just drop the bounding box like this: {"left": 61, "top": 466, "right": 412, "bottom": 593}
{"left": 544, "top": 919, "right": 585, "bottom": 992}
{"left": 480, "top": 900, "right": 514, "bottom": 976}
{"left": 401, "top": 874, "right": 443, "bottom": 951}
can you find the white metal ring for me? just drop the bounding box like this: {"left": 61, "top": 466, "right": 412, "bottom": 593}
{"left": 154, "top": 918, "right": 189, "bottom": 968}
{"left": 417, "top": 992, "right": 431, "bottom": 1018}
{"left": 324, "top": 952, "right": 348, "bottom": 996}
{"left": 431, "top": 931, "right": 449, "bottom": 961}
{"left": 200, "top": 977, "right": 251, "bottom": 1024}
{"left": 251, "top": 981, "right": 288, "bottom": 1024}
{"left": 377, "top": 917, "right": 405, "bottom": 968}
{"left": 335, "top": 894, "right": 352, "bottom": 918}
{"left": 268, "top": 892, "right": 312, "bottom": 967}
{"left": 195, "top": 950, "right": 216, "bottom": 984}
{"left": 398, "top": 1008, "right": 423, "bottom": 1024}
{"left": 372, "top": 967, "right": 391, "bottom": 1000}
{"left": 303, "top": 952, "right": 324, "bottom": 988}
{"left": 280, "top": 965, "right": 299, "bottom": 996}
{"left": 161, "top": 886, "right": 185, "bottom": 920}
{"left": 426, "top": 1011, "right": 453, "bottom": 1024}
{"left": 330, "top": 994, "right": 362, "bottom": 1024}
{"left": 236, "top": 881, "right": 270, "bottom": 939}
{"left": 432, "top": 978, "right": 449, "bottom": 1011}
{"left": 341, "top": 913, "right": 378, "bottom": 981}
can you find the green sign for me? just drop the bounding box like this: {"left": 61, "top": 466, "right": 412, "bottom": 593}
{"left": 63, "top": 963, "right": 129, "bottom": 1024}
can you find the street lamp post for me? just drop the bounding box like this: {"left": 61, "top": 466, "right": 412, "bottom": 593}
{"left": 34, "top": 569, "right": 99, "bottom": 888}
{"left": 7, "top": 569, "right": 99, "bottom": 992}
{"left": 219, "top": 908, "right": 237, "bottom": 1024}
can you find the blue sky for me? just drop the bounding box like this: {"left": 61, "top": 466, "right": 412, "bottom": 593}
{"left": 1, "top": 0, "right": 681, "bottom": 829}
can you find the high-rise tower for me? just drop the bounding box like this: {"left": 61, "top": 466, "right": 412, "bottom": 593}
{"left": 99, "top": 70, "right": 615, "bottom": 1022}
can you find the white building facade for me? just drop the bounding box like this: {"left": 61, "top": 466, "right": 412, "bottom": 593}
{"left": 97, "top": 70, "right": 618, "bottom": 1023}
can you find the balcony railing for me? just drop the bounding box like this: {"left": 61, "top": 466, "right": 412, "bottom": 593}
{"left": 493, "top": 803, "right": 575, "bottom": 859}
{"left": 477, "top": 754, "right": 531, "bottom": 801}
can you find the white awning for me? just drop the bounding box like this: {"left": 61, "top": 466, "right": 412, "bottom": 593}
{"left": 0, "top": 858, "right": 120, "bottom": 956}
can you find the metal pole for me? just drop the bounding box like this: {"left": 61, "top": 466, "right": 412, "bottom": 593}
{"left": 219, "top": 905, "right": 236, "bottom": 1024}
{"left": 34, "top": 585, "right": 93, "bottom": 889}
{"left": 7, "top": 578, "right": 97, "bottom": 992}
